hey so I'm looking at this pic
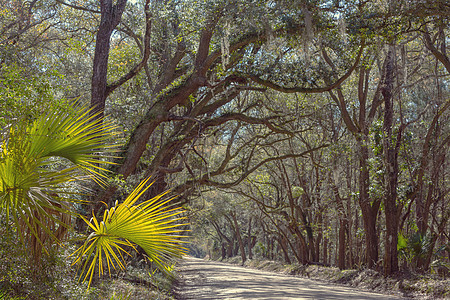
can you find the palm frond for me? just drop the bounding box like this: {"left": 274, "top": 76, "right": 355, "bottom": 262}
{"left": 0, "top": 103, "right": 120, "bottom": 262}
{"left": 27, "top": 107, "right": 119, "bottom": 183}
{"left": 72, "top": 178, "right": 188, "bottom": 288}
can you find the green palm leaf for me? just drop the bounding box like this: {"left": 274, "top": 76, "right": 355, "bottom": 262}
{"left": 0, "top": 103, "right": 119, "bottom": 262}
{"left": 27, "top": 107, "right": 118, "bottom": 181}
{"left": 72, "top": 178, "right": 188, "bottom": 288}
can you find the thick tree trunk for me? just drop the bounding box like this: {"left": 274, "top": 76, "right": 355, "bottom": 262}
{"left": 304, "top": 218, "right": 316, "bottom": 262}
{"left": 288, "top": 223, "right": 309, "bottom": 264}
{"left": 279, "top": 236, "right": 292, "bottom": 264}
{"left": 338, "top": 220, "right": 347, "bottom": 270}
{"left": 96, "top": 20, "right": 216, "bottom": 205}
{"left": 91, "top": 0, "right": 128, "bottom": 118}
{"left": 358, "top": 139, "right": 381, "bottom": 269}
{"left": 382, "top": 46, "right": 400, "bottom": 276}
{"left": 233, "top": 237, "right": 239, "bottom": 257}
{"left": 91, "top": 25, "right": 111, "bottom": 117}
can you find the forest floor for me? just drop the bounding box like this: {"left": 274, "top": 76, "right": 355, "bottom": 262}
{"left": 0, "top": 262, "right": 177, "bottom": 300}
{"left": 179, "top": 256, "right": 449, "bottom": 299}
{"left": 0, "top": 242, "right": 177, "bottom": 300}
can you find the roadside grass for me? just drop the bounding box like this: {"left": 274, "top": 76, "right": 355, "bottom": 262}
{"left": 0, "top": 239, "right": 177, "bottom": 300}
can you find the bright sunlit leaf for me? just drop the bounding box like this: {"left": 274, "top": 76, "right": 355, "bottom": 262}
{"left": 71, "top": 178, "right": 188, "bottom": 288}
{"left": 0, "top": 102, "right": 120, "bottom": 262}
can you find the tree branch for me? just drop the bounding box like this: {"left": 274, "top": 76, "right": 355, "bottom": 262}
{"left": 203, "top": 144, "right": 329, "bottom": 189}
{"left": 245, "top": 41, "right": 365, "bottom": 94}
{"left": 106, "top": 0, "right": 152, "bottom": 95}
{"left": 203, "top": 112, "right": 294, "bottom": 136}
{"left": 423, "top": 24, "right": 450, "bottom": 74}
{"left": 55, "top": 0, "right": 101, "bottom": 13}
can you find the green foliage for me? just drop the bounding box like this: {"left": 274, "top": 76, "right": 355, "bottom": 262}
{"left": 109, "top": 41, "right": 141, "bottom": 82}
{"left": 292, "top": 186, "right": 305, "bottom": 198}
{"left": 0, "top": 103, "right": 189, "bottom": 296}
{"left": 430, "top": 259, "right": 450, "bottom": 276}
{"left": 0, "top": 216, "right": 29, "bottom": 299}
{"left": 0, "top": 213, "right": 71, "bottom": 299}
{"left": 109, "top": 290, "right": 132, "bottom": 300}
{"left": 397, "top": 232, "right": 408, "bottom": 252}
{"left": 72, "top": 178, "right": 188, "bottom": 288}
{"left": 430, "top": 244, "right": 450, "bottom": 276}
{"left": 0, "top": 63, "right": 61, "bottom": 128}
{"left": 0, "top": 103, "right": 118, "bottom": 263}
{"left": 408, "top": 233, "right": 432, "bottom": 259}
{"left": 398, "top": 232, "right": 432, "bottom": 266}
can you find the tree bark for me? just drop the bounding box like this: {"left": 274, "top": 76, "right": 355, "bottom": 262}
{"left": 231, "top": 211, "right": 247, "bottom": 264}
{"left": 315, "top": 212, "right": 323, "bottom": 263}
{"left": 279, "top": 236, "right": 292, "bottom": 264}
{"left": 323, "top": 215, "right": 328, "bottom": 265}
{"left": 358, "top": 138, "right": 381, "bottom": 269}
{"left": 247, "top": 216, "right": 253, "bottom": 260}
{"left": 91, "top": 0, "right": 128, "bottom": 118}
{"left": 338, "top": 219, "right": 347, "bottom": 270}
{"left": 330, "top": 175, "right": 348, "bottom": 270}
{"left": 382, "top": 46, "right": 400, "bottom": 275}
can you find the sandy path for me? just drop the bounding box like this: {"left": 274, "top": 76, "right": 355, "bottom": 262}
{"left": 175, "top": 257, "right": 406, "bottom": 300}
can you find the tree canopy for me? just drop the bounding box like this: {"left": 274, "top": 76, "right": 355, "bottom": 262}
{"left": 0, "top": 0, "right": 449, "bottom": 296}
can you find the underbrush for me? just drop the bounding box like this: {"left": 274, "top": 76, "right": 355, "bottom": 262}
{"left": 0, "top": 234, "right": 176, "bottom": 300}
{"left": 217, "top": 257, "right": 450, "bottom": 299}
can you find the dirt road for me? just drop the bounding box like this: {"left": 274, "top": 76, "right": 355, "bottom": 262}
{"left": 175, "top": 257, "right": 405, "bottom": 300}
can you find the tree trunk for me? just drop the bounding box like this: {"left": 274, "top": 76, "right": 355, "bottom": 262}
{"left": 221, "top": 243, "right": 226, "bottom": 260}
{"left": 315, "top": 212, "right": 323, "bottom": 263}
{"left": 247, "top": 216, "right": 253, "bottom": 260}
{"left": 95, "top": 18, "right": 218, "bottom": 206}
{"left": 211, "top": 220, "right": 233, "bottom": 259}
{"left": 346, "top": 174, "right": 354, "bottom": 268}
{"left": 231, "top": 212, "right": 247, "bottom": 264}
{"left": 382, "top": 46, "right": 400, "bottom": 275}
{"left": 413, "top": 100, "right": 450, "bottom": 270}
{"left": 358, "top": 138, "right": 381, "bottom": 269}
{"left": 267, "top": 237, "right": 273, "bottom": 260}
{"left": 227, "top": 241, "right": 233, "bottom": 258}
{"left": 331, "top": 174, "right": 349, "bottom": 269}
{"left": 323, "top": 215, "right": 328, "bottom": 265}
{"left": 338, "top": 219, "right": 347, "bottom": 270}
{"left": 91, "top": 0, "right": 128, "bottom": 118}
{"left": 279, "top": 236, "right": 292, "bottom": 264}
{"left": 288, "top": 223, "right": 309, "bottom": 264}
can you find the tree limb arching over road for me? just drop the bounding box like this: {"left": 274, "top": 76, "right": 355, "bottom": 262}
{"left": 175, "top": 257, "right": 404, "bottom": 300}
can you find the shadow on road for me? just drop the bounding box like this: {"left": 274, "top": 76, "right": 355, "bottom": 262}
{"left": 174, "top": 257, "right": 405, "bottom": 300}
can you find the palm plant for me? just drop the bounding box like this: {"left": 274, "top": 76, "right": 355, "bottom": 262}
{"left": 0, "top": 104, "right": 188, "bottom": 282}
{"left": 72, "top": 177, "right": 188, "bottom": 287}
{"left": 0, "top": 104, "right": 117, "bottom": 263}
{"left": 398, "top": 231, "right": 432, "bottom": 270}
